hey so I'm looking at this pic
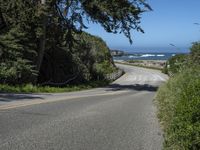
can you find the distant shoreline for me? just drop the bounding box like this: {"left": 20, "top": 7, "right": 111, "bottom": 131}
{"left": 112, "top": 52, "right": 181, "bottom": 61}
{"left": 115, "top": 59, "right": 166, "bottom": 62}
{"left": 115, "top": 59, "right": 166, "bottom": 70}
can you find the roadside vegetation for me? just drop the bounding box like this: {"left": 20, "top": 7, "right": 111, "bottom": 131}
{"left": 162, "top": 54, "right": 189, "bottom": 75}
{"left": 155, "top": 42, "right": 200, "bottom": 150}
{"left": 0, "top": 80, "right": 110, "bottom": 93}
{"left": 127, "top": 60, "right": 143, "bottom": 63}
{"left": 0, "top": 0, "right": 150, "bottom": 93}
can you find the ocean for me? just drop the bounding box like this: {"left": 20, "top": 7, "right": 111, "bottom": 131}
{"left": 113, "top": 52, "right": 187, "bottom": 61}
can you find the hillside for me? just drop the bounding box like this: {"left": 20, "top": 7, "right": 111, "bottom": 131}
{"left": 0, "top": 1, "right": 116, "bottom": 86}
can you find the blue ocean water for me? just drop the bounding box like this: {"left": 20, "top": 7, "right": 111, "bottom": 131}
{"left": 113, "top": 53, "right": 188, "bottom": 61}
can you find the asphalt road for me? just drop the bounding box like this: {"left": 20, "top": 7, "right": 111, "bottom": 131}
{"left": 0, "top": 64, "right": 168, "bottom": 150}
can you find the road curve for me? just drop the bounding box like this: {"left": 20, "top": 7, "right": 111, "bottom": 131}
{"left": 0, "top": 64, "right": 168, "bottom": 150}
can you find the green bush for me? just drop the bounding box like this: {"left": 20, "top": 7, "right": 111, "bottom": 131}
{"left": 0, "top": 59, "right": 37, "bottom": 85}
{"left": 164, "top": 54, "right": 188, "bottom": 75}
{"left": 190, "top": 42, "right": 200, "bottom": 65}
{"left": 156, "top": 67, "right": 200, "bottom": 149}
{"left": 0, "top": 80, "right": 110, "bottom": 93}
{"left": 94, "top": 60, "right": 117, "bottom": 75}
{"left": 127, "top": 60, "right": 143, "bottom": 63}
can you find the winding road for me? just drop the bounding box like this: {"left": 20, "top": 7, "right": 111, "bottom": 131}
{"left": 0, "top": 64, "right": 168, "bottom": 150}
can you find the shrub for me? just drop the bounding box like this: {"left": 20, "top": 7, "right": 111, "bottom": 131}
{"left": 190, "top": 42, "right": 200, "bottom": 65}
{"left": 127, "top": 60, "right": 143, "bottom": 63}
{"left": 156, "top": 67, "right": 200, "bottom": 149}
{"left": 0, "top": 80, "right": 110, "bottom": 93}
{"left": 164, "top": 54, "right": 188, "bottom": 75}
{"left": 0, "top": 59, "right": 37, "bottom": 85}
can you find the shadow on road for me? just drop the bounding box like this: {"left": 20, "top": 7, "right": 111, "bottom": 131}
{"left": 106, "top": 84, "right": 159, "bottom": 92}
{"left": 0, "top": 83, "right": 160, "bottom": 103}
{"left": 0, "top": 94, "right": 45, "bottom": 102}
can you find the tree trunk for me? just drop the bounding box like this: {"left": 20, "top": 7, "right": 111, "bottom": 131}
{"left": 0, "top": 9, "right": 6, "bottom": 30}
{"left": 36, "top": 21, "right": 46, "bottom": 72}
{"left": 35, "top": 0, "right": 47, "bottom": 83}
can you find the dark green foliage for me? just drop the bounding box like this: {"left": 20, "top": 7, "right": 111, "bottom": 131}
{"left": 0, "top": 0, "right": 149, "bottom": 86}
{"left": 0, "top": 9, "right": 6, "bottom": 29}
{"left": 61, "top": 0, "right": 151, "bottom": 43}
{"left": 163, "top": 42, "right": 200, "bottom": 75}
{"left": 0, "top": 0, "right": 40, "bottom": 84}
{"left": 156, "top": 67, "right": 200, "bottom": 150}
{"left": 163, "top": 54, "right": 188, "bottom": 75}
{"left": 81, "top": 0, "right": 151, "bottom": 43}
{"left": 190, "top": 42, "right": 200, "bottom": 65}
{"left": 73, "top": 32, "right": 116, "bottom": 79}
{"left": 38, "top": 32, "right": 116, "bottom": 85}
{"left": 0, "top": 27, "right": 37, "bottom": 84}
{"left": 0, "top": 80, "right": 110, "bottom": 93}
{"left": 127, "top": 60, "right": 143, "bottom": 63}
{"left": 156, "top": 42, "right": 200, "bottom": 149}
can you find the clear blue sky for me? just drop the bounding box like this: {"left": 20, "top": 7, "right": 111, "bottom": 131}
{"left": 85, "top": 0, "right": 200, "bottom": 53}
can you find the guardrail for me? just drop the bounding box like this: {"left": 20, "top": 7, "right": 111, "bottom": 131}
{"left": 104, "top": 69, "right": 124, "bottom": 81}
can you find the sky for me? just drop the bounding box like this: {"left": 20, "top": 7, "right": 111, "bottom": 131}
{"left": 85, "top": 0, "right": 200, "bottom": 53}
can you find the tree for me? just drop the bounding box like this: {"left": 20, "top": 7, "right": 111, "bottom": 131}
{"left": 30, "top": 0, "right": 152, "bottom": 83}
{"left": 36, "top": 0, "right": 151, "bottom": 75}
{"left": 36, "top": 0, "right": 47, "bottom": 77}
{"left": 60, "top": 0, "right": 151, "bottom": 43}
{"left": 0, "top": 0, "right": 151, "bottom": 85}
